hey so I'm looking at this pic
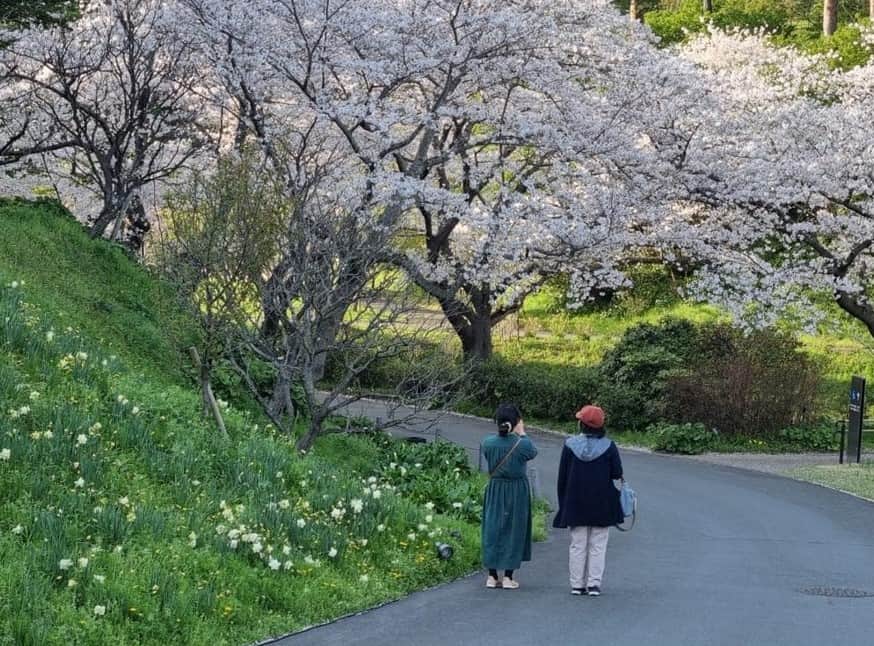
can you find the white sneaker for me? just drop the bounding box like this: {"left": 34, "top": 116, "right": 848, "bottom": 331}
{"left": 502, "top": 577, "right": 519, "bottom": 590}
{"left": 486, "top": 575, "right": 500, "bottom": 589}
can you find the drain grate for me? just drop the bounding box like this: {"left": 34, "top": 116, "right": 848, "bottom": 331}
{"left": 800, "top": 586, "right": 874, "bottom": 598}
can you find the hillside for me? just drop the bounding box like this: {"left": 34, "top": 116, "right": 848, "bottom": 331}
{"left": 0, "top": 200, "right": 486, "bottom": 645}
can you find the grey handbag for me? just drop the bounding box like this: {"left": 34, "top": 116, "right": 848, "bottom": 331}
{"left": 615, "top": 480, "right": 637, "bottom": 532}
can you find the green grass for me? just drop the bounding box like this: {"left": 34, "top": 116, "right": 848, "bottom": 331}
{"left": 0, "top": 201, "right": 500, "bottom": 645}
{"left": 789, "top": 463, "right": 874, "bottom": 501}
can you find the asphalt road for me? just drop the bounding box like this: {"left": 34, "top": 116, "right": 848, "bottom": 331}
{"left": 264, "top": 400, "right": 874, "bottom": 646}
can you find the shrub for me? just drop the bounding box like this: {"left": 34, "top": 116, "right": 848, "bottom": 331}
{"left": 471, "top": 356, "right": 601, "bottom": 421}
{"left": 665, "top": 328, "right": 820, "bottom": 437}
{"left": 778, "top": 423, "right": 839, "bottom": 452}
{"left": 364, "top": 434, "right": 484, "bottom": 524}
{"left": 596, "top": 318, "right": 719, "bottom": 430}
{"left": 651, "top": 422, "right": 715, "bottom": 454}
{"left": 645, "top": 0, "right": 794, "bottom": 46}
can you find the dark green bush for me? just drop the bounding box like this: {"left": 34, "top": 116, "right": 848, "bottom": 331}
{"left": 778, "top": 423, "right": 839, "bottom": 452}
{"left": 596, "top": 318, "right": 725, "bottom": 430}
{"left": 651, "top": 422, "right": 715, "bottom": 454}
{"left": 471, "top": 356, "right": 601, "bottom": 421}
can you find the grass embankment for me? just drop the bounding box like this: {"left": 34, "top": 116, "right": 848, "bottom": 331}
{"left": 789, "top": 463, "right": 874, "bottom": 502}
{"left": 0, "top": 200, "right": 502, "bottom": 645}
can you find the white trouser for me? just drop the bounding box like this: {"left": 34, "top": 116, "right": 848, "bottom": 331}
{"left": 569, "top": 526, "right": 610, "bottom": 589}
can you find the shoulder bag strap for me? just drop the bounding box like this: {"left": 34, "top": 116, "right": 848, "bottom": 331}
{"left": 489, "top": 437, "right": 522, "bottom": 478}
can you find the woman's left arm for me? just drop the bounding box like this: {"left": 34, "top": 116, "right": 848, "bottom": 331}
{"left": 610, "top": 442, "right": 623, "bottom": 480}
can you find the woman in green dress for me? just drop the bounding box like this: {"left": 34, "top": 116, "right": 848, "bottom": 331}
{"left": 481, "top": 402, "right": 538, "bottom": 589}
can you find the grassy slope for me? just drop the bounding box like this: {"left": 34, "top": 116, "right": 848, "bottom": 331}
{"left": 0, "top": 199, "right": 194, "bottom": 383}
{"left": 0, "top": 201, "right": 486, "bottom": 645}
{"left": 789, "top": 463, "right": 874, "bottom": 501}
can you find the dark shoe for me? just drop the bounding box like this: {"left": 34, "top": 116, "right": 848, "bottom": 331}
{"left": 587, "top": 586, "right": 601, "bottom": 597}
{"left": 571, "top": 588, "right": 586, "bottom": 596}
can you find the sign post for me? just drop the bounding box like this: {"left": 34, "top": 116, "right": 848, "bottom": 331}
{"left": 847, "top": 376, "right": 865, "bottom": 464}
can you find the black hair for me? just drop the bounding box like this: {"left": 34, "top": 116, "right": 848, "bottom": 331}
{"left": 495, "top": 402, "right": 522, "bottom": 436}
{"left": 578, "top": 420, "right": 606, "bottom": 439}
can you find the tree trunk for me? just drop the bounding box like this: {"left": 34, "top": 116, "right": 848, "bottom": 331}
{"left": 267, "top": 366, "right": 296, "bottom": 421}
{"left": 295, "top": 419, "right": 320, "bottom": 452}
{"left": 460, "top": 314, "right": 494, "bottom": 362}
{"left": 436, "top": 293, "right": 495, "bottom": 362}
{"left": 295, "top": 373, "right": 320, "bottom": 452}
{"left": 870, "top": 0, "right": 873, "bottom": 19}
{"left": 702, "top": 0, "right": 713, "bottom": 12}
{"left": 90, "top": 203, "right": 116, "bottom": 239}
{"left": 189, "top": 347, "right": 229, "bottom": 440}
{"left": 629, "top": 0, "right": 641, "bottom": 21}
{"left": 823, "top": 0, "right": 838, "bottom": 36}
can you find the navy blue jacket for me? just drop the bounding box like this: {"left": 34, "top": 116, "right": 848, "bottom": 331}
{"left": 553, "top": 434, "right": 624, "bottom": 529}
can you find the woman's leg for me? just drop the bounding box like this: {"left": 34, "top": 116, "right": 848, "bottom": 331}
{"left": 489, "top": 569, "right": 498, "bottom": 578}
{"left": 585, "top": 527, "right": 610, "bottom": 590}
{"left": 569, "top": 526, "right": 589, "bottom": 590}
{"left": 504, "top": 569, "right": 514, "bottom": 580}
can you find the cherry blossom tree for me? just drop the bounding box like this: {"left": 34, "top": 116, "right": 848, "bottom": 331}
{"left": 658, "top": 28, "right": 874, "bottom": 340}
{"left": 0, "top": 0, "right": 206, "bottom": 240}
{"left": 179, "top": 0, "right": 686, "bottom": 360}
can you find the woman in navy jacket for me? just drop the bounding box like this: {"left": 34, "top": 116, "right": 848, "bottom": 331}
{"left": 553, "top": 405, "right": 623, "bottom": 596}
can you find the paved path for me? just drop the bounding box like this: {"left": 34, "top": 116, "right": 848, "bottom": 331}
{"left": 266, "top": 401, "right": 874, "bottom": 646}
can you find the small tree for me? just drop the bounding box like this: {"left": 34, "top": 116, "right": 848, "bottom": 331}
{"left": 228, "top": 166, "right": 466, "bottom": 452}
{"left": 163, "top": 152, "right": 465, "bottom": 451}
{"left": 159, "top": 151, "right": 287, "bottom": 438}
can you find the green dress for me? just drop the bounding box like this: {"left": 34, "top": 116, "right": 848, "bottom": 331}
{"left": 481, "top": 434, "right": 538, "bottom": 571}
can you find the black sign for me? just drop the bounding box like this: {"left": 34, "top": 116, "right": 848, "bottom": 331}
{"left": 847, "top": 376, "right": 865, "bottom": 464}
